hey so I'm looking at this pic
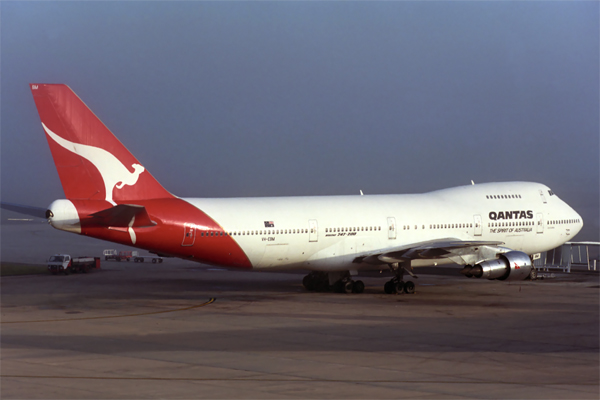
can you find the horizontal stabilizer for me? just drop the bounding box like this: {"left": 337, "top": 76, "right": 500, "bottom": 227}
{"left": 88, "top": 204, "right": 156, "bottom": 228}
{"left": 1, "top": 202, "right": 47, "bottom": 219}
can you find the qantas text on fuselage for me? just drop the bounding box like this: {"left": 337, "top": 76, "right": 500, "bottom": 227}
{"left": 489, "top": 210, "right": 534, "bottom": 220}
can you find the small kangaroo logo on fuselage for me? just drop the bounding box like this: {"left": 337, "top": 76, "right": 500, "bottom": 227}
{"left": 42, "top": 123, "right": 145, "bottom": 205}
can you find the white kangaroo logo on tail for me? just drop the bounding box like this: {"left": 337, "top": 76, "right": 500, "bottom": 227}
{"left": 42, "top": 123, "right": 145, "bottom": 205}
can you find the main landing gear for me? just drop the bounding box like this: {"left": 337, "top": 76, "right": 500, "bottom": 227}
{"left": 302, "top": 271, "right": 365, "bottom": 294}
{"left": 383, "top": 262, "right": 416, "bottom": 295}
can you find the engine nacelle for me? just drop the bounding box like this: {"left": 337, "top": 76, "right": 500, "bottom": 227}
{"left": 469, "top": 251, "right": 532, "bottom": 281}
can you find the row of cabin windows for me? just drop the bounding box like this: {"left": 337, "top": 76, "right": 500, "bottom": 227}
{"left": 197, "top": 218, "right": 578, "bottom": 238}
{"left": 198, "top": 229, "right": 312, "bottom": 237}
{"left": 488, "top": 221, "right": 534, "bottom": 228}
{"left": 401, "top": 223, "right": 474, "bottom": 230}
{"left": 429, "top": 223, "right": 473, "bottom": 230}
{"left": 549, "top": 219, "right": 580, "bottom": 225}
{"left": 486, "top": 194, "right": 522, "bottom": 199}
{"left": 326, "top": 226, "right": 381, "bottom": 233}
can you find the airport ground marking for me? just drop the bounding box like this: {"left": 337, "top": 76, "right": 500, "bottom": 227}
{"left": 1, "top": 297, "right": 216, "bottom": 324}
{"left": 0, "top": 375, "right": 598, "bottom": 386}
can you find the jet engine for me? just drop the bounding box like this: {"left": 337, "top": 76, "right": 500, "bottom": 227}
{"left": 465, "top": 251, "right": 533, "bottom": 281}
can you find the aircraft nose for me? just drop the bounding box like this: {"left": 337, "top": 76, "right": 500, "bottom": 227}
{"left": 577, "top": 211, "right": 584, "bottom": 229}
{"left": 571, "top": 206, "right": 584, "bottom": 236}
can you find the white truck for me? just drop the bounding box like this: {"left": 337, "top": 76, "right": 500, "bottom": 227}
{"left": 47, "top": 254, "right": 100, "bottom": 275}
{"left": 103, "top": 249, "right": 119, "bottom": 261}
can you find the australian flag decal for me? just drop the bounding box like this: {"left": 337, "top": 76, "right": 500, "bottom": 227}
{"left": 264, "top": 221, "right": 275, "bottom": 228}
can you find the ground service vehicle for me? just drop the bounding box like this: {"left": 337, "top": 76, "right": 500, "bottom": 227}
{"left": 133, "top": 255, "right": 163, "bottom": 263}
{"left": 103, "top": 249, "right": 118, "bottom": 261}
{"left": 47, "top": 254, "right": 100, "bottom": 275}
{"left": 116, "top": 250, "right": 138, "bottom": 261}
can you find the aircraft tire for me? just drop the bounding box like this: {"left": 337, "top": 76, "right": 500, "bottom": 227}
{"left": 330, "top": 280, "right": 343, "bottom": 293}
{"left": 343, "top": 280, "right": 354, "bottom": 294}
{"left": 395, "top": 281, "right": 405, "bottom": 294}
{"left": 302, "top": 275, "right": 315, "bottom": 291}
{"left": 352, "top": 280, "right": 365, "bottom": 294}
{"left": 384, "top": 280, "right": 396, "bottom": 294}
{"left": 529, "top": 267, "right": 537, "bottom": 281}
{"left": 404, "top": 281, "right": 415, "bottom": 294}
{"left": 314, "top": 273, "right": 330, "bottom": 292}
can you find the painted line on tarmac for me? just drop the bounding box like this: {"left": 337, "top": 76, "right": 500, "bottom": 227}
{"left": 0, "top": 375, "right": 597, "bottom": 386}
{"left": 1, "top": 297, "right": 216, "bottom": 324}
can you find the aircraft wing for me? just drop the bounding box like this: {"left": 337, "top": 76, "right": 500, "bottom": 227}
{"left": 356, "top": 238, "right": 505, "bottom": 265}
{"left": 87, "top": 204, "right": 156, "bottom": 228}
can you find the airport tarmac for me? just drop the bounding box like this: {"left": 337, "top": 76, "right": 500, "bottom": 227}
{"left": 1, "top": 221, "right": 599, "bottom": 399}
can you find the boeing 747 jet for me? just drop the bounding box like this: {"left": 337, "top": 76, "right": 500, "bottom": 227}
{"left": 27, "top": 84, "right": 583, "bottom": 294}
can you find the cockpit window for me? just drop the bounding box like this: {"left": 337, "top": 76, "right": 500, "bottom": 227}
{"left": 548, "top": 189, "right": 555, "bottom": 196}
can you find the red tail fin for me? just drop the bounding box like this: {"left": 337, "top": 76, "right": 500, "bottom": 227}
{"left": 30, "top": 84, "right": 173, "bottom": 204}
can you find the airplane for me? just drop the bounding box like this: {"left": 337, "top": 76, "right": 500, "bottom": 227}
{"left": 24, "top": 83, "right": 584, "bottom": 294}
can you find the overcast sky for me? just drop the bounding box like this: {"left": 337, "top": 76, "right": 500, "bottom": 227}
{"left": 1, "top": 1, "right": 598, "bottom": 241}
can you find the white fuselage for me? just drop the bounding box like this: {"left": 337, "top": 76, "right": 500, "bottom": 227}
{"left": 185, "top": 182, "right": 583, "bottom": 271}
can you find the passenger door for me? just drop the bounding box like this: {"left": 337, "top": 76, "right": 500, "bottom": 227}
{"left": 309, "top": 219, "right": 318, "bottom": 242}
{"left": 536, "top": 213, "right": 544, "bottom": 234}
{"left": 473, "top": 215, "right": 482, "bottom": 236}
{"left": 387, "top": 217, "right": 397, "bottom": 239}
{"left": 182, "top": 223, "right": 196, "bottom": 246}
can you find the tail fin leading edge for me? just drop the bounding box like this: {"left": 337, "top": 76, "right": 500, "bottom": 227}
{"left": 30, "top": 84, "right": 172, "bottom": 204}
